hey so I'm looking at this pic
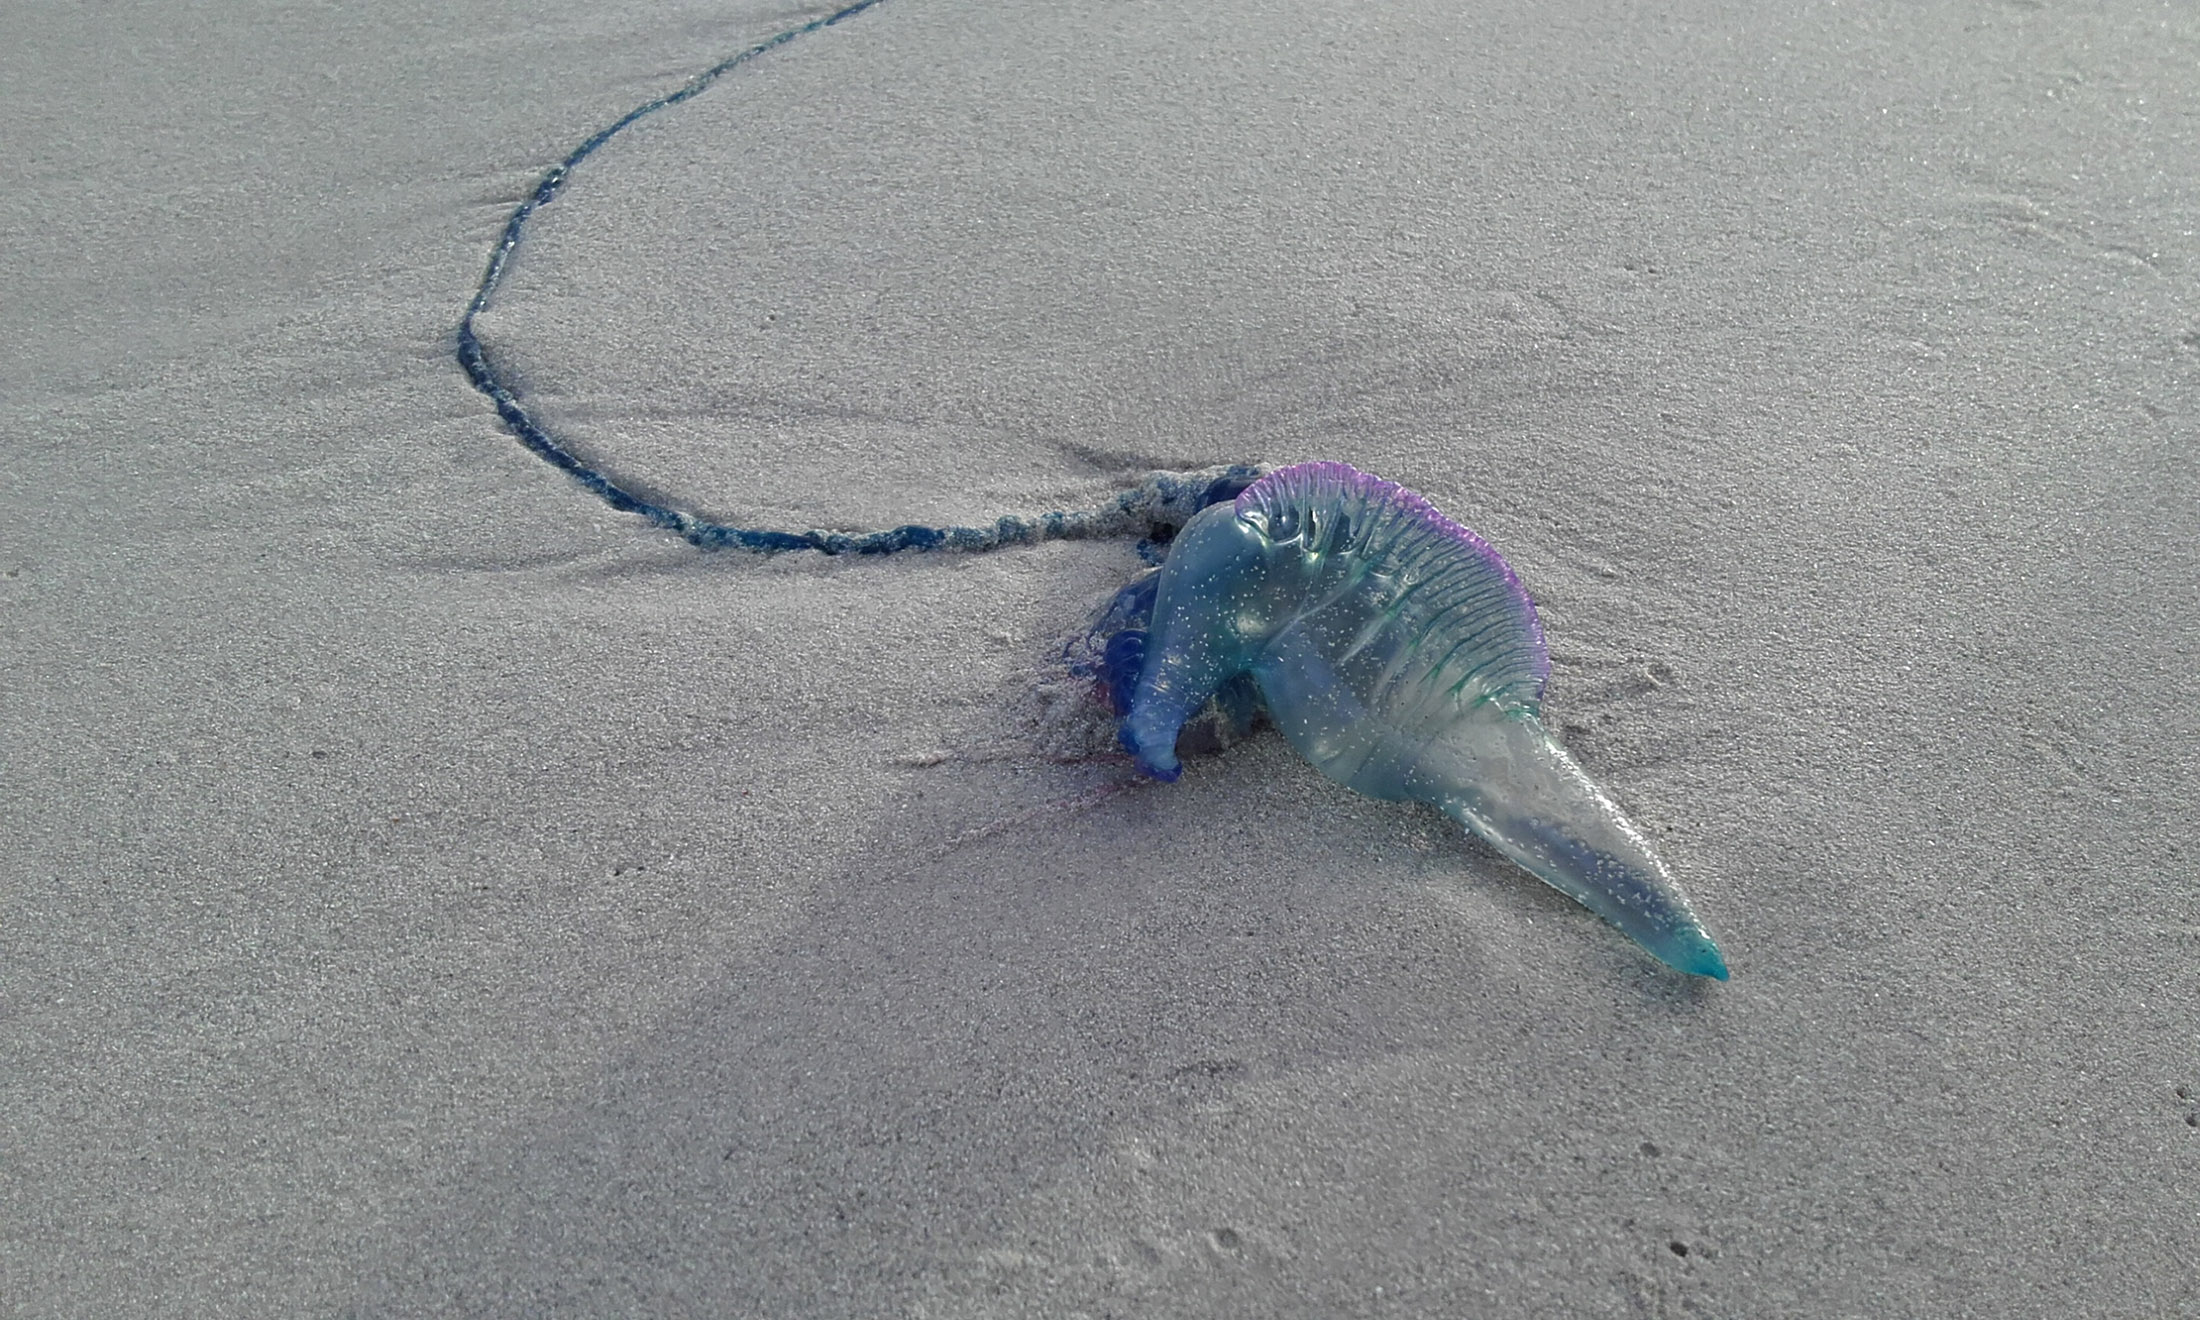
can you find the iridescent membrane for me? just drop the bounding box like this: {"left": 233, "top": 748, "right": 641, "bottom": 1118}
{"left": 1111, "top": 460, "right": 1729, "bottom": 979}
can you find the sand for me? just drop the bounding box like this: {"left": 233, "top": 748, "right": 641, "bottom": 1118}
{"left": 5, "top": 0, "right": 2196, "bottom": 1314}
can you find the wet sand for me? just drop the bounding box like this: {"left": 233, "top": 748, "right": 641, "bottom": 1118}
{"left": 5, "top": 0, "right": 2196, "bottom": 1314}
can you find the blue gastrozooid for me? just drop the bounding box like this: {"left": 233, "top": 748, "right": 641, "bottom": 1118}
{"left": 1081, "top": 461, "right": 1729, "bottom": 980}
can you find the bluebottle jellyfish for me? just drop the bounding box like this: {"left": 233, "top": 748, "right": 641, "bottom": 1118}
{"left": 1094, "top": 460, "right": 1729, "bottom": 980}
{"left": 449, "top": 0, "right": 1721, "bottom": 978}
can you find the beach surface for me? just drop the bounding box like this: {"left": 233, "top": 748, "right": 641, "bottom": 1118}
{"left": 5, "top": 0, "right": 2197, "bottom": 1314}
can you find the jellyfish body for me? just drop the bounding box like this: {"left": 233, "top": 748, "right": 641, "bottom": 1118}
{"left": 1120, "top": 461, "right": 1729, "bottom": 980}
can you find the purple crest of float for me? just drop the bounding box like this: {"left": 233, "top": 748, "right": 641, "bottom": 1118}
{"left": 1235, "top": 461, "right": 1551, "bottom": 700}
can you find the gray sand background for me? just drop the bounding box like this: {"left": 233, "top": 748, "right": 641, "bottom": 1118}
{"left": 6, "top": 0, "right": 2197, "bottom": 1314}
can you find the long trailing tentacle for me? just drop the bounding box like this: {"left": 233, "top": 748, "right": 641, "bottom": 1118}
{"left": 457, "top": 0, "right": 1264, "bottom": 558}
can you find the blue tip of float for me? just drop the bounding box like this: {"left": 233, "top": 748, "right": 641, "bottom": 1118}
{"left": 1677, "top": 940, "right": 1730, "bottom": 982}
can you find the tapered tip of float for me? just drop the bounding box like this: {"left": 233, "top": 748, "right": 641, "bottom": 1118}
{"left": 1662, "top": 930, "right": 1729, "bottom": 981}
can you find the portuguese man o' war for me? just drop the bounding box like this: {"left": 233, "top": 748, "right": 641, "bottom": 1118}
{"left": 1093, "top": 461, "right": 1729, "bottom": 980}
{"left": 453, "top": 0, "right": 1724, "bottom": 977}
{"left": 453, "top": 0, "right": 1724, "bottom": 978}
